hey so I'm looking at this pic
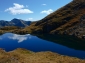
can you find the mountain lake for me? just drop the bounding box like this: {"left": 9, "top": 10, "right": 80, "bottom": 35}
{"left": 0, "top": 33, "right": 85, "bottom": 59}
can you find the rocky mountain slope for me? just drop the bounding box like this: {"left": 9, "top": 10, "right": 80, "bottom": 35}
{"left": 26, "top": 0, "right": 85, "bottom": 39}
{"left": 0, "top": 18, "right": 31, "bottom": 27}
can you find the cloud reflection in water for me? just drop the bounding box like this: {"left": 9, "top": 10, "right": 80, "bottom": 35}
{"left": 0, "top": 37, "right": 2, "bottom": 40}
{"left": 8, "top": 34, "right": 31, "bottom": 43}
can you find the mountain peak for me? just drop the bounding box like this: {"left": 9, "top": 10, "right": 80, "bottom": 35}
{"left": 0, "top": 19, "right": 31, "bottom": 27}
{"left": 11, "top": 18, "right": 20, "bottom": 21}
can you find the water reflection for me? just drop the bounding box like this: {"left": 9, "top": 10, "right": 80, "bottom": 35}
{"left": 8, "top": 34, "right": 31, "bottom": 43}
{"left": 34, "top": 34, "right": 85, "bottom": 51}
{"left": 0, "top": 37, "right": 2, "bottom": 40}
{"left": 0, "top": 33, "right": 85, "bottom": 59}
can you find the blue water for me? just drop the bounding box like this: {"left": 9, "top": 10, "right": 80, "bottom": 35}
{"left": 0, "top": 33, "right": 85, "bottom": 59}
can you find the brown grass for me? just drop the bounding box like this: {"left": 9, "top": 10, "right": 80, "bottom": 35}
{"left": 0, "top": 48, "right": 85, "bottom": 63}
{"left": 24, "top": 0, "right": 85, "bottom": 36}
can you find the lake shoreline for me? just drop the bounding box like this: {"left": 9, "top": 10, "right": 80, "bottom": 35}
{"left": 0, "top": 48, "right": 85, "bottom": 63}
{"left": 0, "top": 31, "right": 85, "bottom": 63}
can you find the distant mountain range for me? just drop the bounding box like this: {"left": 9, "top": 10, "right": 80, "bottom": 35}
{"left": 0, "top": 18, "right": 31, "bottom": 27}
{"left": 26, "top": 0, "right": 85, "bottom": 38}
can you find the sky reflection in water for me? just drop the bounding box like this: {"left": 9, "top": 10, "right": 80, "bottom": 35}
{"left": 0, "top": 33, "right": 85, "bottom": 59}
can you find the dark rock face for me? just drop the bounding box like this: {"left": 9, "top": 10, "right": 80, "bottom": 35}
{"left": 0, "top": 18, "right": 31, "bottom": 27}
{"left": 80, "top": 15, "right": 85, "bottom": 22}
{"left": 62, "top": 15, "right": 85, "bottom": 38}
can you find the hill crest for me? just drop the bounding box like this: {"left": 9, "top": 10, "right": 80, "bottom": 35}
{"left": 26, "top": 0, "right": 85, "bottom": 39}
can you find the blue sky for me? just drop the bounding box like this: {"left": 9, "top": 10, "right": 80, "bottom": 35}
{"left": 0, "top": 0, "right": 72, "bottom": 21}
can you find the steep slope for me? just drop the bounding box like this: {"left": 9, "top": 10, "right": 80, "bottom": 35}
{"left": 0, "top": 18, "right": 31, "bottom": 27}
{"left": 27, "top": 0, "right": 85, "bottom": 38}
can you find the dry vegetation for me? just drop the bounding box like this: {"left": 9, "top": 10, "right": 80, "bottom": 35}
{"left": 0, "top": 48, "right": 85, "bottom": 63}
{"left": 0, "top": 26, "right": 29, "bottom": 34}
{"left": 1, "top": 0, "right": 85, "bottom": 38}
{"left": 24, "top": 0, "right": 85, "bottom": 38}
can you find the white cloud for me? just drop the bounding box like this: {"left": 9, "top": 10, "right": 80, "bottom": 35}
{"left": 5, "top": 3, "right": 33, "bottom": 15}
{"left": 42, "top": 4, "right": 46, "bottom": 6}
{"left": 8, "top": 34, "right": 31, "bottom": 43}
{"left": 26, "top": 18, "right": 33, "bottom": 21}
{"left": 41, "top": 9, "right": 53, "bottom": 14}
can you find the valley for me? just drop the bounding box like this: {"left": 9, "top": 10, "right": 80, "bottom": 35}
{"left": 0, "top": 0, "right": 85, "bottom": 63}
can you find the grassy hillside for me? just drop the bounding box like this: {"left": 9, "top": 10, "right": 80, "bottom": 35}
{"left": 25, "top": 0, "right": 85, "bottom": 38}
{"left": 0, "top": 26, "right": 28, "bottom": 34}
{"left": 0, "top": 48, "right": 85, "bottom": 63}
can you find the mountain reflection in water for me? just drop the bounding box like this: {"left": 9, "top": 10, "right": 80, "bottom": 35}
{"left": 34, "top": 34, "right": 85, "bottom": 51}
{"left": 0, "top": 33, "right": 85, "bottom": 59}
